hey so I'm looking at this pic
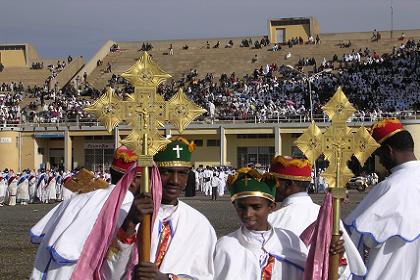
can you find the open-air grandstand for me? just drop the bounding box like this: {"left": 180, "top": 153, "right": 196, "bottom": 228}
{"left": 0, "top": 26, "right": 420, "bottom": 171}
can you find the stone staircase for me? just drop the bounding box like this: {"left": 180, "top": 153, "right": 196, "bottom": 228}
{"left": 50, "top": 57, "right": 85, "bottom": 89}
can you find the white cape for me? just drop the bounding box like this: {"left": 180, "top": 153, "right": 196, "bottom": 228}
{"left": 344, "top": 160, "right": 420, "bottom": 279}
{"left": 269, "top": 192, "right": 367, "bottom": 279}
{"left": 30, "top": 184, "right": 133, "bottom": 280}
{"left": 214, "top": 226, "right": 308, "bottom": 280}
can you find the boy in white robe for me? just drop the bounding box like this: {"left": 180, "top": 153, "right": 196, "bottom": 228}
{"left": 214, "top": 168, "right": 308, "bottom": 280}
{"left": 267, "top": 156, "right": 367, "bottom": 279}
{"left": 345, "top": 119, "right": 420, "bottom": 280}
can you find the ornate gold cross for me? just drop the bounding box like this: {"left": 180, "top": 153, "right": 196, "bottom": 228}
{"left": 64, "top": 168, "right": 108, "bottom": 193}
{"left": 84, "top": 52, "right": 206, "bottom": 262}
{"left": 84, "top": 52, "right": 206, "bottom": 158}
{"left": 294, "top": 87, "right": 379, "bottom": 280}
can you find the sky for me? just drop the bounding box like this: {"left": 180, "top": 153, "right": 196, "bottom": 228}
{"left": 1, "top": 0, "right": 420, "bottom": 60}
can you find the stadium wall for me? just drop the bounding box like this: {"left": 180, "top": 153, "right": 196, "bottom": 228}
{"left": 2, "top": 121, "right": 420, "bottom": 172}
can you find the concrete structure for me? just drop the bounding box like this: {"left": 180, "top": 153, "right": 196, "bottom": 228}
{"left": 268, "top": 17, "right": 320, "bottom": 44}
{"left": 2, "top": 120, "right": 420, "bottom": 174}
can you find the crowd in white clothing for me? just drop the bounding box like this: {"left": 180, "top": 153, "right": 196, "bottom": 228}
{"left": 0, "top": 169, "right": 111, "bottom": 207}
{"left": 0, "top": 39, "right": 418, "bottom": 126}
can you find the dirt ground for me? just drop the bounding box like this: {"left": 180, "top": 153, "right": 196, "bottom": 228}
{"left": 0, "top": 191, "right": 366, "bottom": 280}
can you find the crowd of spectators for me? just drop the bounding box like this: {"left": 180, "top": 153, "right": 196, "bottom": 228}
{"left": 0, "top": 38, "right": 419, "bottom": 126}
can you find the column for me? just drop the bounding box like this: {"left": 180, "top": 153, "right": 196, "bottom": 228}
{"left": 274, "top": 126, "right": 282, "bottom": 156}
{"left": 220, "top": 126, "right": 227, "bottom": 166}
{"left": 64, "top": 130, "right": 72, "bottom": 171}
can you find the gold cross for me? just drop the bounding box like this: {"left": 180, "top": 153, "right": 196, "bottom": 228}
{"left": 84, "top": 52, "right": 206, "bottom": 158}
{"left": 294, "top": 87, "right": 379, "bottom": 191}
{"left": 294, "top": 87, "right": 379, "bottom": 280}
{"left": 64, "top": 168, "right": 108, "bottom": 193}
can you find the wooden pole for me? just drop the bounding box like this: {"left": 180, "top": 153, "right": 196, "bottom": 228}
{"left": 138, "top": 133, "right": 151, "bottom": 262}
{"left": 328, "top": 197, "right": 341, "bottom": 280}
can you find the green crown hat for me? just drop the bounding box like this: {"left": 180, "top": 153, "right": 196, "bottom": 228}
{"left": 228, "top": 168, "right": 276, "bottom": 202}
{"left": 154, "top": 136, "right": 195, "bottom": 167}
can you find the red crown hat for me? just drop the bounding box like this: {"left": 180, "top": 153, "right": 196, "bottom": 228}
{"left": 370, "top": 119, "right": 405, "bottom": 144}
{"left": 8, "top": 176, "right": 17, "bottom": 185}
{"left": 111, "top": 146, "right": 142, "bottom": 175}
{"left": 269, "top": 156, "right": 312, "bottom": 182}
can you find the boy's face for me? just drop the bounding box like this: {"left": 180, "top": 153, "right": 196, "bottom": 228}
{"left": 234, "top": 197, "right": 276, "bottom": 231}
{"left": 159, "top": 167, "right": 190, "bottom": 205}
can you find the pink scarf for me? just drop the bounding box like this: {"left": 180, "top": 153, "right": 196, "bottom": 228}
{"left": 125, "top": 164, "right": 162, "bottom": 279}
{"left": 300, "top": 192, "right": 333, "bottom": 280}
{"left": 71, "top": 166, "right": 136, "bottom": 279}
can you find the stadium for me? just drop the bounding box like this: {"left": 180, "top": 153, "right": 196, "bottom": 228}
{"left": 0, "top": 18, "right": 419, "bottom": 174}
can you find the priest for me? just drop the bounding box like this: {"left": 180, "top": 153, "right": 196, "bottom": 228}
{"left": 345, "top": 119, "right": 420, "bottom": 279}
{"left": 266, "top": 155, "right": 366, "bottom": 279}
{"left": 30, "top": 145, "right": 142, "bottom": 279}
{"left": 113, "top": 137, "right": 217, "bottom": 279}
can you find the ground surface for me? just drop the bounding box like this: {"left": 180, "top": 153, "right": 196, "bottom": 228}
{"left": 0, "top": 191, "right": 367, "bottom": 280}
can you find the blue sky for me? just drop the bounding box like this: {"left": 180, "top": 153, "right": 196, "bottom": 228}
{"left": 1, "top": 0, "right": 419, "bottom": 60}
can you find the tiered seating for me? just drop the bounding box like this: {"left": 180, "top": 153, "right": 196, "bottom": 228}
{"left": 87, "top": 29, "right": 420, "bottom": 90}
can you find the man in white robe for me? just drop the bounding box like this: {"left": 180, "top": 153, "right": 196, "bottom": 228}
{"left": 214, "top": 168, "right": 308, "bottom": 280}
{"left": 118, "top": 137, "right": 217, "bottom": 279}
{"left": 45, "top": 174, "right": 57, "bottom": 203}
{"left": 28, "top": 175, "right": 38, "bottom": 203}
{"left": 0, "top": 175, "right": 7, "bottom": 206}
{"left": 267, "top": 156, "right": 367, "bottom": 279}
{"left": 7, "top": 176, "right": 18, "bottom": 206}
{"left": 30, "top": 145, "right": 143, "bottom": 279}
{"left": 17, "top": 174, "right": 30, "bottom": 205}
{"left": 36, "top": 172, "right": 47, "bottom": 203}
{"left": 345, "top": 119, "right": 420, "bottom": 280}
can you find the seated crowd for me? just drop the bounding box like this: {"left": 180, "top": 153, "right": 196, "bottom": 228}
{"left": 0, "top": 39, "right": 418, "bottom": 125}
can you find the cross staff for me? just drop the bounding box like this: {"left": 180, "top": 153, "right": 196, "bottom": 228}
{"left": 85, "top": 52, "right": 206, "bottom": 262}
{"left": 294, "top": 87, "right": 379, "bottom": 280}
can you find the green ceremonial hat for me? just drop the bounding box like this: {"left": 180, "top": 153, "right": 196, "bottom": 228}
{"left": 154, "top": 137, "right": 195, "bottom": 167}
{"left": 228, "top": 168, "right": 276, "bottom": 202}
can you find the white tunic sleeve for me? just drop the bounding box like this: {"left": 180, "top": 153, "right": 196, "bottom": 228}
{"left": 102, "top": 239, "right": 135, "bottom": 279}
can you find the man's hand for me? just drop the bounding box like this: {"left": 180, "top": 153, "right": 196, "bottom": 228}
{"left": 133, "top": 262, "right": 169, "bottom": 280}
{"left": 123, "top": 193, "right": 154, "bottom": 232}
{"left": 329, "top": 231, "right": 345, "bottom": 258}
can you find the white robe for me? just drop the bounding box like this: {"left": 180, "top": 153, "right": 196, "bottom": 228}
{"left": 29, "top": 184, "right": 133, "bottom": 280}
{"left": 36, "top": 174, "right": 47, "bottom": 203}
{"left": 344, "top": 160, "right": 420, "bottom": 280}
{"left": 46, "top": 177, "right": 57, "bottom": 202}
{"left": 268, "top": 192, "right": 367, "bottom": 279}
{"left": 7, "top": 180, "right": 18, "bottom": 206}
{"left": 214, "top": 226, "right": 307, "bottom": 280}
{"left": 17, "top": 178, "right": 30, "bottom": 204}
{"left": 29, "top": 178, "right": 37, "bottom": 203}
{"left": 104, "top": 201, "right": 217, "bottom": 279}
{"left": 0, "top": 178, "right": 7, "bottom": 204}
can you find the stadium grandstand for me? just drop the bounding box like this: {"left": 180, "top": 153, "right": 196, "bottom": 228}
{"left": 0, "top": 27, "right": 420, "bottom": 173}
